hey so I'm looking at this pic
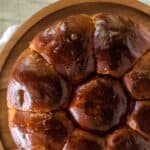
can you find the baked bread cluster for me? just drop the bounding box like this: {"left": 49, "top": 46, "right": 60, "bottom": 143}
{"left": 7, "top": 13, "right": 150, "bottom": 150}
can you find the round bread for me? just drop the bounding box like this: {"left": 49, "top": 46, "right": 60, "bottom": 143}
{"left": 7, "top": 13, "right": 150, "bottom": 150}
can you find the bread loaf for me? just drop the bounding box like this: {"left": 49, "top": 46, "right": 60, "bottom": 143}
{"left": 7, "top": 13, "right": 150, "bottom": 150}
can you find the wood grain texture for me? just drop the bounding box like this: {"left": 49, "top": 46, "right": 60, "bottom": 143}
{"left": 0, "top": 0, "right": 149, "bottom": 149}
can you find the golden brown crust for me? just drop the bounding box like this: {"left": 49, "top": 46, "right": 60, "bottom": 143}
{"left": 9, "top": 111, "right": 74, "bottom": 150}
{"left": 63, "top": 129, "right": 105, "bottom": 150}
{"left": 69, "top": 77, "right": 127, "bottom": 133}
{"left": 128, "top": 101, "right": 150, "bottom": 140}
{"left": 30, "top": 13, "right": 150, "bottom": 81}
{"left": 7, "top": 13, "right": 150, "bottom": 149}
{"left": 124, "top": 51, "right": 150, "bottom": 100}
{"left": 30, "top": 14, "right": 95, "bottom": 84}
{"left": 106, "top": 128, "right": 150, "bottom": 150}
{"left": 92, "top": 13, "right": 150, "bottom": 77}
{"left": 7, "top": 49, "right": 71, "bottom": 112}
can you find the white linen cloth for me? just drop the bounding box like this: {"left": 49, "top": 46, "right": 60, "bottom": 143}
{"left": 0, "top": 25, "right": 19, "bottom": 53}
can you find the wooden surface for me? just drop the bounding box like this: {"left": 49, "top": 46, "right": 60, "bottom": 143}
{"left": 0, "top": 0, "right": 150, "bottom": 149}
{"left": 0, "top": 141, "right": 4, "bottom": 150}
{"left": 0, "top": 0, "right": 58, "bottom": 36}
{"left": 0, "top": 0, "right": 149, "bottom": 37}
